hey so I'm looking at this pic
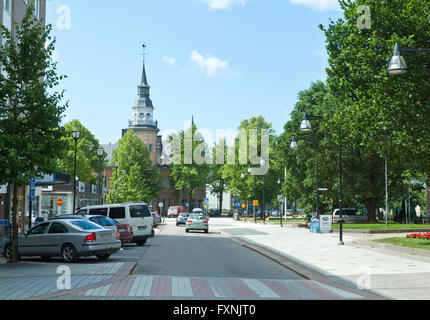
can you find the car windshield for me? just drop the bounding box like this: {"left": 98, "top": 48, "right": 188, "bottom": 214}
{"left": 189, "top": 214, "right": 205, "bottom": 220}
{"left": 70, "top": 220, "right": 103, "bottom": 230}
{"left": 89, "top": 216, "right": 115, "bottom": 227}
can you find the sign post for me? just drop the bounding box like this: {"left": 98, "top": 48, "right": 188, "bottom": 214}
{"left": 28, "top": 178, "right": 36, "bottom": 231}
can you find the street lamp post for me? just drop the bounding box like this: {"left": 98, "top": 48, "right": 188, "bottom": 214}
{"left": 248, "top": 166, "right": 257, "bottom": 224}
{"left": 114, "top": 161, "right": 119, "bottom": 178}
{"left": 97, "top": 148, "right": 103, "bottom": 205}
{"left": 72, "top": 130, "right": 81, "bottom": 214}
{"left": 278, "top": 178, "right": 283, "bottom": 227}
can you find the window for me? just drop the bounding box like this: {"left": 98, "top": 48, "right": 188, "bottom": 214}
{"left": 109, "top": 207, "right": 126, "bottom": 219}
{"left": 130, "top": 205, "right": 151, "bottom": 218}
{"left": 70, "top": 220, "right": 103, "bottom": 230}
{"left": 89, "top": 208, "right": 108, "bottom": 216}
{"left": 146, "top": 113, "right": 150, "bottom": 119}
{"left": 48, "top": 222, "right": 68, "bottom": 234}
{"left": 149, "top": 144, "right": 153, "bottom": 152}
{"left": 28, "top": 223, "right": 50, "bottom": 235}
{"left": 3, "top": 0, "right": 11, "bottom": 13}
{"left": 34, "top": 0, "right": 40, "bottom": 19}
{"left": 89, "top": 216, "right": 115, "bottom": 227}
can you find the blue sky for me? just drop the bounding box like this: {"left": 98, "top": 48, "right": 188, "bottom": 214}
{"left": 45, "top": 0, "right": 343, "bottom": 145}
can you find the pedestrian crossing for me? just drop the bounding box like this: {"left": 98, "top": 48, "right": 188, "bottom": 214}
{"left": 81, "top": 275, "right": 364, "bottom": 299}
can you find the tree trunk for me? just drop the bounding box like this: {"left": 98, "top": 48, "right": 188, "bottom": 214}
{"left": 218, "top": 178, "right": 224, "bottom": 211}
{"left": 366, "top": 197, "right": 378, "bottom": 223}
{"left": 10, "top": 184, "right": 19, "bottom": 263}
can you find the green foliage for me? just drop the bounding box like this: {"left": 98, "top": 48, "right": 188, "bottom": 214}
{"left": 106, "top": 130, "right": 161, "bottom": 204}
{"left": 0, "top": 5, "right": 67, "bottom": 186}
{"left": 168, "top": 124, "right": 209, "bottom": 208}
{"left": 57, "top": 120, "right": 106, "bottom": 185}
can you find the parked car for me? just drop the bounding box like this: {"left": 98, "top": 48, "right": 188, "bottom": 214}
{"left": 76, "top": 203, "right": 154, "bottom": 246}
{"left": 151, "top": 213, "right": 159, "bottom": 228}
{"left": 332, "top": 208, "right": 373, "bottom": 223}
{"left": 153, "top": 212, "right": 162, "bottom": 225}
{"left": 209, "top": 209, "right": 221, "bottom": 217}
{"left": 176, "top": 213, "right": 190, "bottom": 226}
{"left": 167, "top": 206, "right": 186, "bottom": 218}
{"left": 2, "top": 218, "right": 121, "bottom": 262}
{"left": 185, "top": 214, "right": 209, "bottom": 233}
{"left": 57, "top": 214, "right": 132, "bottom": 245}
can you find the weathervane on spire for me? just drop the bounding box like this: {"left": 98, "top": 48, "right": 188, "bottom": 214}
{"left": 142, "top": 44, "right": 147, "bottom": 65}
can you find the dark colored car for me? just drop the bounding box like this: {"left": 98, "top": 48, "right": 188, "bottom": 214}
{"left": 176, "top": 213, "right": 190, "bottom": 226}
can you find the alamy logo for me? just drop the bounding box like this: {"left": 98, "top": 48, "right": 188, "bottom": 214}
{"left": 56, "top": 265, "right": 71, "bottom": 290}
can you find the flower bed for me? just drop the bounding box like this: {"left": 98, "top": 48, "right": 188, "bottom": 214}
{"left": 406, "top": 232, "right": 430, "bottom": 240}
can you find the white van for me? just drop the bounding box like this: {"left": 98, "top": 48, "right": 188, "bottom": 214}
{"left": 77, "top": 203, "right": 154, "bottom": 245}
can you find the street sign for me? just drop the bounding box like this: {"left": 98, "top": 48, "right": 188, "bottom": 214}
{"left": 30, "top": 178, "right": 36, "bottom": 201}
{"left": 236, "top": 202, "right": 241, "bottom": 208}
{"left": 57, "top": 198, "right": 63, "bottom": 206}
{"left": 253, "top": 200, "right": 259, "bottom": 206}
{"left": 158, "top": 202, "right": 164, "bottom": 208}
{"left": 242, "top": 203, "right": 246, "bottom": 209}
{"left": 0, "top": 220, "right": 8, "bottom": 226}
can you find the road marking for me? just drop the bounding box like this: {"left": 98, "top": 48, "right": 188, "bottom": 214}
{"left": 172, "top": 277, "right": 193, "bottom": 297}
{"left": 243, "top": 279, "right": 279, "bottom": 298}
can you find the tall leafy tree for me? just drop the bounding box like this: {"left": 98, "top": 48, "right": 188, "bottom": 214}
{"left": 168, "top": 123, "right": 209, "bottom": 211}
{"left": 319, "top": 0, "right": 430, "bottom": 221}
{"left": 107, "top": 130, "right": 161, "bottom": 204}
{"left": 58, "top": 119, "right": 106, "bottom": 185}
{"left": 0, "top": 6, "right": 67, "bottom": 262}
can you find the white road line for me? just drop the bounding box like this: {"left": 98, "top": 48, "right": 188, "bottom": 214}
{"left": 243, "top": 279, "right": 280, "bottom": 298}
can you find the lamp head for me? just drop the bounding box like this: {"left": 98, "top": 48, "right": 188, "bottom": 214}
{"left": 97, "top": 148, "right": 104, "bottom": 157}
{"left": 387, "top": 42, "right": 408, "bottom": 75}
{"left": 290, "top": 136, "right": 298, "bottom": 150}
{"left": 72, "top": 130, "right": 81, "bottom": 140}
{"left": 300, "top": 113, "right": 312, "bottom": 132}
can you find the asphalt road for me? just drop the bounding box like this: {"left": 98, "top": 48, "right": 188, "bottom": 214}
{"left": 133, "top": 219, "right": 303, "bottom": 280}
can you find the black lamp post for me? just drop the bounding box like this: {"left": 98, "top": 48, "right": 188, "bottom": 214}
{"left": 97, "top": 148, "right": 103, "bottom": 205}
{"left": 248, "top": 166, "right": 257, "bottom": 223}
{"left": 72, "top": 130, "right": 80, "bottom": 214}
{"left": 114, "top": 161, "right": 119, "bottom": 177}
{"left": 278, "top": 178, "right": 283, "bottom": 227}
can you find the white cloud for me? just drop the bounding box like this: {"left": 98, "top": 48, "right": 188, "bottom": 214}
{"left": 162, "top": 56, "right": 176, "bottom": 65}
{"left": 199, "top": 0, "right": 247, "bottom": 10}
{"left": 190, "top": 51, "right": 229, "bottom": 77}
{"left": 289, "top": 0, "right": 340, "bottom": 11}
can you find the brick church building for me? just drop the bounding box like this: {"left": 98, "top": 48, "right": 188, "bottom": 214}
{"left": 102, "top": 46, "right": 205, "bottom": 215}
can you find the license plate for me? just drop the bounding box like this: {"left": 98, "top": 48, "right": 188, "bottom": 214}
{"left": 118, "top": 229, "right": 126, "bottom": 232}
{"left": 138, "top": 226, "right": 147, "bottom": 231}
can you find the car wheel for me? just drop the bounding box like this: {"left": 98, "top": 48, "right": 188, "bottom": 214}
{"left": 96, "top": 254, "right": 111, "bottom": 261}
{"left": 4, "top": 243, "right": 12, "bottom": 260}
{"left": 185, "top": 229, "right": 189, "bottom": 233}
{"left": 176, "top": 223, "right": 179, "bottom": 226}
{"left": 204, "top": 229, "right": 208, "bottom": 234}
{"left": 61, "top": 244, "right": 78, "bottom": 263}
{"left": 136, "top": 240, "right": 146, "bottom": 246}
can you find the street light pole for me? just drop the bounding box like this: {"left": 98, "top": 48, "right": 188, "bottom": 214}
{"left": 97, "top": 148, "right": 103, "bottom": 205}
{"left": 338, "top": 125, "right": 344, "bottom": 245}
{"left": 72, "top": 130, "right": 80, "bottom": 214}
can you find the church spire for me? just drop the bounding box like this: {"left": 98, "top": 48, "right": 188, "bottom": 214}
{"left": 141, "top": 44, "right": 149, "bottom": 86}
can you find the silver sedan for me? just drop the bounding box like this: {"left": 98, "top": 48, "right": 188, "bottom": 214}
{"left": 2, "top": 218, "right": 121, "bottom": 262}
{"left": 185, "top": 214, "right": 209, "bottom": 233}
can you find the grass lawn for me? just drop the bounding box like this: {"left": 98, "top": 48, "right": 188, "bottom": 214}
{"left": 374, "top": 237, "right": 430, "bottom": 251}
{"left": 331, "top": 223, "right": 430, "bottom": 230}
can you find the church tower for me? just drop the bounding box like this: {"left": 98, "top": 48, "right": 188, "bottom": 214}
{"left": 123, "top": 44, "right": 161, "bottom": 164}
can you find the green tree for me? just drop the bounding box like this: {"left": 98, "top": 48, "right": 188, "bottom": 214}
{"left": 107, "top": 130, "right": 161, "bottom": 204}
{"left": 168, "top": 123, "right": 209, "bottom": 210}
{"left": 0, "top": 6, "right": 67, "bottom": 262}
{"left": 319, "top": 0, "right": 430, "bottom": 221}
{"left": 58, "top": 120, "right": 106, "bottom": 185}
